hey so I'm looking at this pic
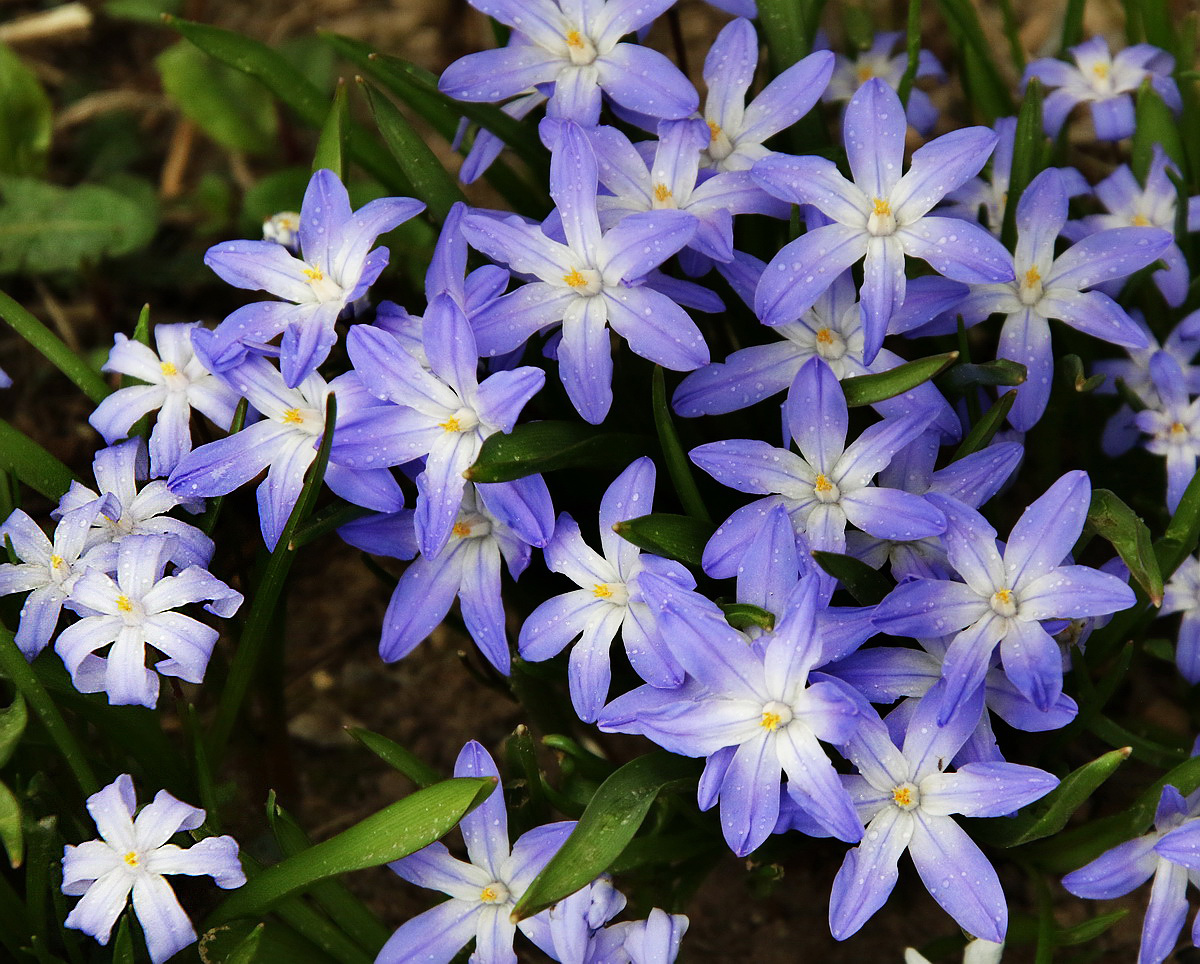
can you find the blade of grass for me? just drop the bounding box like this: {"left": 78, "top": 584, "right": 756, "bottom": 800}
{"left": 0, "top": 289, "right": 108, "bottom": 403}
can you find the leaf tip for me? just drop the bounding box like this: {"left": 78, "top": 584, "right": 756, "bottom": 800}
{"left": 1119, "top": 746, "right": 1133, "bottom": 759}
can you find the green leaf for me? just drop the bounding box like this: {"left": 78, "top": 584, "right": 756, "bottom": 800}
{"left": 935, "top": 0, "right": 1014, "bottom": 121}
{"left": 313, "top": 81, "right": 349, "bottom": 181}
{"left": 105, "top": 0, "right": 183, "bottom": 22}
{"left": 613, "top": 513, "right": 713, "bottom": 568}
{"left": 0, "top": 781, "right": 22, "bottom": 868}
{"left": 1060, "top": 353, "right": 1105, "bottom": 392}
{"left": 952, "top": 390, "right": 1017, "bottom": 460}
{"left": 112, "top": 916, "right": 134, "bottom": 964}
{"left": 0, "top": 288, "right": 110, "bottom": 402}
{"left": 1000, "top": 78, "right": 1045, "bottom": 250}
{"left": 938, "top": 358, "right": 1027, "bottom": 394}
{"left": 0, "top": 693, "right": 26, "bottom": 768}
{"left": 1086, "top": 489, "right": 1163, "bottom": 604}
{"left": 347, "top": 727, "right": 441, "bottom": 788}
{"left": 1060, "top": 0, "right": 1086, "bottom": 51}
{"left": 166, "top": 17, "right": 412, "bottom": 195}
{"left": 719, "top": 602, "right": 776, "bottom": 633}
{"left": 359, "top": 80, "right": 463, "bottom": 222}
{"left": 511, "top": 752, "right": 698, "bottom": 921}
{"left": 0, "top": 420, "right": 76, "bottom": 501}
{"left": 653, "top": 367, "right": 711, "bottom": 523}
{"left": 895, "top": 0, "right": 922, "bottom": 106}
{"left": 155, "top": 41, "right": 278, "bottom": 154}
{"left": 1155, "top": 466, "right": 1200, "bottom": 578}
{"left": 977, "top": 747, "right": 1130, "bottom": 848}
{"left": 1133, "top": 79, "right": 1188, "bottom": 181}
{"left": 241, "top": 167, "right": 312, "bottom": 233}
{"left": 0, "top": 176, "right": 157, "bottom": 275}
{"left": 0, "top": 42, "right": 51, "bottom": 177}
{"left": 842, "top": 352, "right": 958, "bottom": 406}
{"left": 208, "top": 777, "right": 496, "bottom": 925}
{"left": 1055, "top": 909, "right": 1128, "bottom": 946}
{"left": 811, "top": 550, "right": 892, "bottom": 605}
{"left": 756, "top": 0, "right": 825, "bottom": 73}
{"left": 466, "top": 421, "right": 652, "bottom": 483}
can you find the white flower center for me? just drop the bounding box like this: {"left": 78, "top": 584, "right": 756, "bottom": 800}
{"left": 438, "top": 407, "right": 479, "bottom": 434}
{"left": 990, "top": 587, "right": 1018, "bottom": 618}
{"left": 759, "top": 700, "right": 794, "bottom": 731}
{"left": 451, "top": 512, "right": 492, "bottom": 541}
{"left": 280, "top": 406, "right": 323, "bottom": 436}
{"left": 561, "top": 266, "right": 603, "bottom": 296}
{"left": 651, "top": 182, "right": 676, "bottom": 210}
{"left": 592, "top": 581, "right": 629, "bottom": 605}
{"left": 479, "top": 881, "right": 511, "bottom": 904}
{"left": 302, "top": 263, "right": 344, "bottom": 302}
{"left": 867, "top": 197, "right": 896, "bottom": 236}
{"left": 705, "top": 120, "right": 735, "bottom": 163}
{"left": 813, "top": 473, "right": 841, "bottom": 503}
{"left": 813, "top": 326, "right": 847, "bottom": 361}
{"left": 891, "top": 782, "right": 920, "bottom": 810}
{"left": 564, "top": 27, "right": 597, "bottom": 66}
{"left": 1018, "top": 265, "right": 1044, "bottom": 306}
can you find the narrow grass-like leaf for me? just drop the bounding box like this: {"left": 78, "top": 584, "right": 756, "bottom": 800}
{"left": 653, "top": 367, "right": 711, "bottom": 523}
{"left": 1133, "top": 79, "right": 1187, "bottom": 182}
{"left": 1001, "top": 79, "right": 1045, "bottom": 251}
{"left": 952, "top": 390, "right": 1017, "bottom": 460}
{"left": 977, "top": 747, "right": 1130, "bottom": 848}
{"left": 208, "top": 395, "right": 337, "bottom": 763}
{"left": 0, "top": 419, "right": 76, "bottom": 501}
{"left": 1155, "top": 467, "right": 1200, "bottom": 578}
{"left": 1086, "top": 489, "right": 1163, "bottom": 604}
{"left": 0, "top": 41, "right": 51, "bottom": 177}
{"left": 895, "top": 0, "right": 922, "bottom": 106}
{"left": 291, "top": 501, "right": 369, "bottom": 549}
{"left": 0, "top": 625, "right": 97, "bottom": 796}
{"left": 131, "top": 303, "right": 151, "bottom": 346}
{"left": 842, "top": 352, "right": 958, "bottom": 406}
{"left": 466, "top": 421, "right": 652, "bottom": 483}
{"left": 164, "top": 17, "right": 413, "bottom": 196}
{"left": 313, "top": 80, "right": 349, "bottom": 181}
{"left": 541, "top": 734, "right": 615, "bottom": 782}
{"left": 112, "top": 917, "right": 134, "bottom": 964}
{"left": 1060, "top": 353, "right": 1105, "bottom": 392}
{"left": 208, "top": 777, "right": 495, "bottom": 925}
{"left": 0, "top": 781, "right": 22, "bottom": 868}
{"left": 1060, "top": 0, "right": 1086, "bottom": 52}
{"left": 347, "top": 726, "right": 441, "bottom": 788}
{"left": 720, "top": 602, "right": 776, "bottom": 633}
{"left": 1055, "top": 910, "right": 1129, "bottom": 946}
{"left": 811, "top": 550, "right": 892, "bottom": 605}
{"left": 613, "top": 513, "right": 713, "bottom": 568}
{"left": 0, "top": 289, "right": 108, "bottom": 403}
{"left": 939, "top": 358, "right": 1027, "bottom": 394}
{"left": 266, "top": 795, "right": 393, "bottom": 954}
{"left": 359, "top": 79, "right": 464, "bottom": 222}
{"left": 0, "top": 694, "right": 26, "bottom": 768}
{"left": 996, "top": 0, "right": 1026, "bottom": 71}
{"left": 935, "top": 0, "right": 1014, "bottom": 121}
{"left": 511, "top": 752, "right": 698, "bottom": 921}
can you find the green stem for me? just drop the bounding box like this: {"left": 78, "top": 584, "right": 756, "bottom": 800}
{"left": 0, "top": 627, "right": 97, "bottom": 795}
{"left": 0, "top": 289, "right": 108, "bottom": 404}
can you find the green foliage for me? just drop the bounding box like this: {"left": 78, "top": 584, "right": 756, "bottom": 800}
{"left": 653, "top": 367, "right": 711, "bottom": 523}
{"left": 843, "top": 352, "right": 959, "bottom": 406}
{"left": 347, "top": 727, "right": 441, "bottom": 788}
{"left": 613, "top": 513, "right": 715, "bottom": 568}
{"left": 0, "top": 177, "right": 157, "bottom": 275}
{"left": 0, "top": 43, "right": 51, "bottom": 177}
{"left": 467, "top": 422, "right": 653, "bottom": 483}
{"left": 1086, "top": 490, "right": 1163, "bottom": 604}
{"left": 155, "top": 41, "right": 278, "bottom": 154}
{"left": 811, "top": 550, "right": 892, "bottom": 605}
{"left": 0, "top": 420, "right": 77, "bottom": 501}
{"left": 313, "top": 82, "right": 349, "bottom": 181}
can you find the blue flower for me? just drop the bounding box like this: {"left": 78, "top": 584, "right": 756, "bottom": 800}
{"left": 201, "top": 169, "right": 423, "bottom": 387}
{"left": 1064, "top": 783, "right": 1200, "bottom": 964}
{"left": 89, "top": 322, "right": 241, "bottom": 478}
{"left": 873, "top": 471, "right": 1136, "bottom": 718}
{"left": 1024, "top": 36, "right": 1180, "bottom": 140}
{"left": 380, "top": 741, "right": 575, "bottom": 964}
{"left": 62, "top": 774, "right": 244, "bottom": 964}
{"left": 1137, "top": 351, "right": 1200, "bottom": 513}
{"left": 831, "top": 684, "right": 1057, "bottom": 942}
{"left": 466, "top": 121, "right": 706, "bottom": 423}
{"left": 437, "top": 0, "right": 697, "bottom": 126}
{"left": 752, "top": 78, "right": 1013, "bottom": 362}
{"left": 823, "top": 30, "right": 945, "bottom": 135}
{"left": 1161, "top": 555, "right": 1200, "bottom": 683}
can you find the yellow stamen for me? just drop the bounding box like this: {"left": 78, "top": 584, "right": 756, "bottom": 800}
{"left": 593, "top": 583, "right": 613, "bottom": 599}
{"left": 1172, "top": 421, "right": 1188, "bottom": 436}
{"left": 439, "top": 416, "right": 461, "bottom": 433}
{"left": 116, "top": 595, "right": 133, "bottom": 613}
{"left": 760, "top": 710, "right": 783, "bottom": 731}
{"left": 123, "top": 851, "right": 139, "bottom": 868}
{"left": 1092, "top": 62, "right": 1109, "bottom": 79}
{"left": 892, "top": 786, "right": 913, "bottom": 807}
{"left": 49, "top": 554, "right": 64, "bottom": 569}
{"left": 653, "top": 183, "right": 672, "bottom": 203}
{"left": 856, "top": 65, "right": 874, "bottom": 84}
{"left": 452, "top": 522, "right": 471, "bottom": 538}
{"left": 815, "top": 328, "right": 834, "bottom": 345}
{"left": 814, "top": 474, "right": 833, "bottom": 494}
{"left": 303, "top": 265, "right": 324, "bottom": 282}
{"left": 1023, "top": 266, "right": 1041, "bottom": 288}
{"left": 282, "top": 408, "right": 304, "bottom": 425}
{"left": 707, "top": 120, "right": 722, "bottom": 141}
{"left": 994, "top": 588, "right": 1013, "bottom": 605}
{"left": 1131, "top": 213, "right": 1151, "bottom": 226}
{"left": 872, "top": 197, "right": 891, "bottom": 217}
{"left": 160, "top": 361, "right": 178, "bottom": 377}
{"left": 565, "top": 29, "right": 584, "bottom": 48}
{"left": 563, "top": 267, "right": 588, "bottom": 288}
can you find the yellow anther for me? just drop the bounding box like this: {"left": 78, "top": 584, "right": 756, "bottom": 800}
{"left": 123, "top": 851, "right": 139, "bottom": 868}
{"left": 815, "top": 328, "right": 834, "bottom": 345}
{"left": 653, "top": 183, "right": 672, "bottom": 203}
{"left": 282, "top": 408, "right": 304, "bottom": 425}
{"left": 593, "top": 583, "right": 613, "bottom": 599}
{"left": 452, "top": 522, "right": 471, "bottom": 538}
{"left": 1172, "top": 421, "right": 1188, "bottom": 436}
{"left": 563, "top": 267, "right": 589, "bottom": 288}
{"left": 1132, "top": 213, "right": 1151, "bottom": 226}
{"left": 116, "top": 595, "right": 133, "bottom": 613}
{"left": 1023, "top": 266, "right": 1041, "bottom": 288}
{"left": 994, "top": 588, "right": 1013, "bottom": 604}
{"left": 303, "top": 265, "right": 324, "bottom": 282}
{"left": 707, "top": 120, "right": 722, "bottom": 141}
{"left": 50, "top": 554, "right": 64, "bottom": 570}
{"left": 856, "top": 65, "right": 874, "bottom": 84}
{"left": 565, "top": 29, "right": 584, "bottom": 48}
{"left": 872, "top": 197, "right": 891, "bottom": 217}
{"left": 160, "top": 361, "right": 178, "bottom": 377}
{"left": 1092, "top": 62, "right": 1109, "bottom": 79}
{"left": 892, "top": 786, "right": 913, "bottom": 807}
{"left": 760, "top": 710, "right": 783, "bottom": 731}
{"left": 814, "top": 474, "right": 834, "bottom": 494}
{"left": 439, "top": 416, "right": 462, "bottom": 433}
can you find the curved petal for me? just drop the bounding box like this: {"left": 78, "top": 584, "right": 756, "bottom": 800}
{"left": 828, "top": 807, "right": 912, "bottom": 940}
{"left": 755, "top": 223, "right": 869, "bottom": 327}
{"left": 844, "top": 79, "right": 906, "bottom": 199}
{"left": 595, "top": 44, "right": 698, "bottom": 120}
{"left": 907, "top": 811, "right": 1006, "bottom": 943}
